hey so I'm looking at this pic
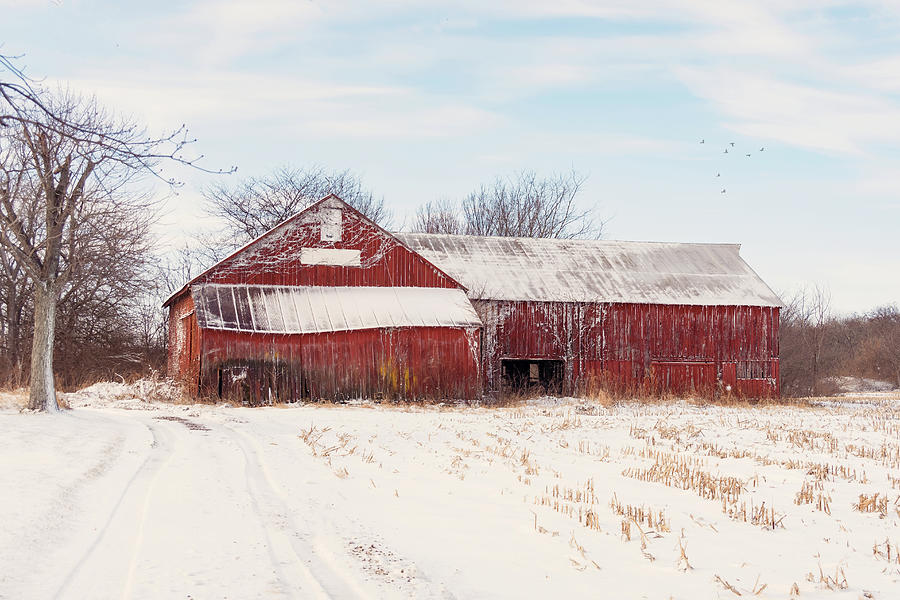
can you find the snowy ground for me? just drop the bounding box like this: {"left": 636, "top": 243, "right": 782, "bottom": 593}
{"left": 4, "top": 388, "right": 900, "bottom": 599}
{"left": 827, "top": 376, "right": 899, "bottom": 396}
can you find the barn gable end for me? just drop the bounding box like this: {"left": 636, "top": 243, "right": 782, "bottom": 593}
{"left": 165, "top": 195, "right": 482, "bottom": 403}
{"left": 177, "top": 195, "right": 463, "bottom": 291}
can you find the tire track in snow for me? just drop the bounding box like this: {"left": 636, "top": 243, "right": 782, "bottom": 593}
{"left": 54, "top": 418, "right": 175, "bottom": 599}
{"left": 120, "top": 421, "right": 178, "bottom": 599}
{"left": 226, "top": 424, "right": 376, "bottom": 599}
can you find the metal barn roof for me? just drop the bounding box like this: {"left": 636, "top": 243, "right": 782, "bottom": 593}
{"left": 192, "top": 284, "right": 482, "bottom": 334}
{"left": 396, "top": 233, "right": 782, "bottom": 307}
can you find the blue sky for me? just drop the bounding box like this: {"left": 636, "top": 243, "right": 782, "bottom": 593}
{"left": 3, "top": 0, "right": 899, "bottom": 313}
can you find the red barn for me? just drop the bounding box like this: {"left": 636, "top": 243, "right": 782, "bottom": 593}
{"left": 166, "top": 195, "right": 781, "bottom": 402}
{"left": 164, "top": 195, "right": 482, "bottom": 403}
{"left": 398, "top": 234, "right": 781, "bottom": 398}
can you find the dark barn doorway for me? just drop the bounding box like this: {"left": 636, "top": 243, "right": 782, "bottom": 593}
{"left": 501, "top": 359, "right": 564, "bottom": 394}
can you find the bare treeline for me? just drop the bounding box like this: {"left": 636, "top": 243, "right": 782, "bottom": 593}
{"left": 0, "top": 95, "right": 160, "bottom": 401}
{"left": 414, "top": 170, "right": 602, "bottom": 239}
{"left": 780, "top": 286, "right": 900, "bottom": 396}
{"left": 1, "top": 55, "right": 218, "bottom": 409}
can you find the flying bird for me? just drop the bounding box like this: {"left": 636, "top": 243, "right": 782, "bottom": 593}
{"left": 745, "top": 153, "right": 751, "bottom": 157}
{"left": 716, "top": 172, "right": 720, "bottom": 177}
{"left": 724, "top": 148, "right": 729, "bottom": 153}
{"left": 721, "top": 189, "right": 726, "bottom": 193}
{"left": 729, "top": 142, "right": 735, "bottom": 147}
{"left": 700, "top": 139, "right": 705, "bottom": 144}
{"left": 759, "top": 147, "right": 765, "bottom": 152}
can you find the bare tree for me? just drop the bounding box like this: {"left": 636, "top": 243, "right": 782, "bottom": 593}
{"left": 204, "top": 165, "right": 389, "bottom": 246}
{"left": 808, "top": 286, "right": 832, "bottom": 396}
{"left": 779, "top": 285, "right": 833, "bottom": 396}
{"left": 413, "top": 197, "right": 463, "bottom": 234}
{"left": 0, "top": 195, "right": 35, "bottom": 385}
{"left": 854, "top": 305, "right": 900, "bottom": 388}
{"left": 411, "top": 170, "right": 601, "bottom": 239}
{"left": 460, "top": 170, "right": 601, "bottom": 239}
{"left": 1, "top": 56, "right": 224, "bottom": 411}
{"left": 52, "top": 196, "right": 157, "bottom": 385}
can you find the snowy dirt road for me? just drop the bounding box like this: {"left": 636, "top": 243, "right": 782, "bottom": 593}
{"left": 5, "top": 393, "right": 900, "bottom": 599}
{"left": 0, "top": 407, "right": 450, "bottom": 600}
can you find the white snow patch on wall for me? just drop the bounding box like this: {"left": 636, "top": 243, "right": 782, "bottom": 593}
{"left": 321, "top": 207, "right": 342, "bottom": 242}
{"left": 300, "top": 247, "right": 362, "bottom": 267}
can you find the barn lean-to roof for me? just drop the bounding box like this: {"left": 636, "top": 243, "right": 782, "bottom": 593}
{"left": 396, "top": 233, "right": 782, "bottom": 307}
{"left": 192, "top": 284, "right": 481, "bottom": 334}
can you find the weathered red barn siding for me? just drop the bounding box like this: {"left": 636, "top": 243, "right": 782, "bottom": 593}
{"left": 199, "top": 326, "right": 480, "bottom": 402}
{"left": 167, "top": 293, "right": 200, "bottom": 388}
{"left": 192, "top": 202, "right": 459, "bottom": 289}
{"left": 474, "top": 300, "right": 779, "bottom": 398}
{"left": 167, "top": 199, "right": 781, "bottom": 403}
{"left": 165, "top": 196, "right": 482, "bottom": 402}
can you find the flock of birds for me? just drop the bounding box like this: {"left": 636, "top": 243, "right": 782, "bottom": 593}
{"left": 700, "top": 139, "right": 765, "bottom": 194}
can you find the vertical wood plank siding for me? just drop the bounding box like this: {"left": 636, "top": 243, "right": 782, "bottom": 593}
{"left": 474, "top": 300, "right": 779, "bottom": 398}
{"left": 167, "top": 197, "right": 779, "bottom": 402}
{"left": 194, "top": 205, "right": 459, "bottom": 289}
{"left": 199, "top": 327, "right": 480, "bottom": 402}
{"left": 167, "top": 293, "right": 200, "bottom": 388}
{"left": 166, "top": 198, "right": 482, "bottom": 402}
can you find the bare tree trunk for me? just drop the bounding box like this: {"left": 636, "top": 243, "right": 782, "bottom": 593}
{"left": 8, "top": 294, "right": 24, "bottom": 386}
{"left": 28, "top": 284, "right": 58, "bottom": 411}
{"left": 811, "top": 348, "right": 819, "bottom": 396}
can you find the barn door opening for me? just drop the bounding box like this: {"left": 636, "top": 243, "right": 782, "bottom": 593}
{"left": 501, "top": 359, "right": 564, "bottom": 395}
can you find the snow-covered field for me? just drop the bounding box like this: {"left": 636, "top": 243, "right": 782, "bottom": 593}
{"left": 4, "top": 387, "right": 900, "bottom": 599}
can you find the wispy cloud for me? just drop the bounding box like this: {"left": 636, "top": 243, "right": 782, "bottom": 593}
{"left": 676, "top": 67, "right": 900, "bottom": 154}
{"left": 307, "top": 104, "right": 502, "bottom": 138}
{"left": 62, "top": 68, "right": 501, "bottom": 141}
{"left": 62, "top": 70, "right": 400, "bottom": 121}
{"left": 164, "top": 0, "right": 325, "bottom": 64}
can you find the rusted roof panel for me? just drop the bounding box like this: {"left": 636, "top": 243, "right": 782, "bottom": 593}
{"left": 396, "top": 233, "right": 781, "bottom": 307}
{"left": 192, "top": 284, "right": 482, "bottom": 334}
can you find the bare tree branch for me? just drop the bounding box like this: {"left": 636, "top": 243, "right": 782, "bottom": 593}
{"left": 0, "top": 54, "right": 226, "bottom": 410}
{"left": 203, "top": 165, "right": 390, "bottom": 247}
{"left": 412, "top": 170, "right": 603, "bottom": 239}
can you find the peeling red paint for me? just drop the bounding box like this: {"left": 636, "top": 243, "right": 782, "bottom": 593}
{"left": 167, "top": 195, "right": 780, "bottom": 403}
{"left": 167, "top": 293, "right": 200, "bottom": 389}
{"left": 166, "top": 196, "right": 482, "bottom": 403}
{"left": 475, "top": 300, "right": 779, "bottom": 398}
{"left": 200, "top": 327, "right": 480, "bottom": 402}
{"left": 189, "top": 197, "right": 460, "bottom": 290}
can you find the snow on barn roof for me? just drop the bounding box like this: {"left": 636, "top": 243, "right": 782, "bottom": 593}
{"left": 396, "top": 233, "right": 782, "bottom": 307}
{"left": 192, "top": 284, "right": 482, "bottom": 334}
